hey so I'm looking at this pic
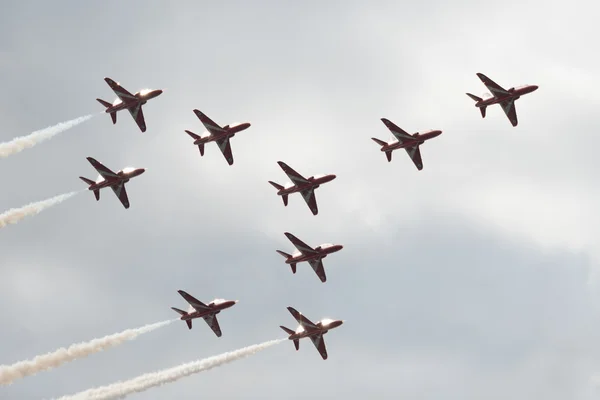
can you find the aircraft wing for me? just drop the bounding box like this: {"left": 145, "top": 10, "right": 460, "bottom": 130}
{"left": 499, "top": 99, "right": 518, "bottom": 127}
{"left": 309, "top": 333, "right": 328, "bottom": 360}
{"left": 476, "top": 73, "right": 510, "bottom": 97}
{"left": 287, "top": 307, "right": 317, "bottom": 329}
{"left": 381, "top": 118, "right": 414, "bottom": 144}
{"left": 127, "top": 104, "right": 147, "bottom": 132}
{"left": 216, "top": 137, "right": 234, "bottom": 165}
{"left": 300, "top": 188, "right": 319, "bottom": 215}
{"left": 202, "top": 314, "right": 222, "bottom": 337}
{"left": 277, "top": 161, "right": 309, "bottom": 186}
{"left": 104, "top": 78, "right": 137, "bottom": 102}
{"left": 404, "top": 146, "right": 423, "bottom": 170}
{"left": 178, "top": 290, "right": 210, "bottom": 312}
{"left": 86, "top": 157, "right": 118, "bottom": 180}
{"left": 110, "top": 182, "right": 130, "bottom": 209}
{"left": 193, "top": 109, "right": 224, "bottom": 136}
{"left": 308, "top": 258, "right": 327, "bottom": 282}
{"left": 284, "top": 232, "right": 318, "bottom": 255}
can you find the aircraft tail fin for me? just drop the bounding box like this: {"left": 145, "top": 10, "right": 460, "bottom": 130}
{"left": 97, "top": 98, "right": 117, "bottom": 123}
{"left": 290, "top": 263, "right": 296, "bottom": 274}
{"left": 480, "top": 106, "right": 487, "bottom": 118}
{"left": 385, "top": 151, "right": 392, "bottom": 162}
{"left": 80, "top": 177, "right": 100, "bottom": 200}
{"left": 172, "top": 307, "right": 193, "bottom": 329}
{"left": 279, "top": 327, "right": 300, "bottom": 351}
{"left": 466, "top": 93, "right": 482, "bottom": 102}
{"left": 269, "top": 181, "right": 288, "bottom": 206}
{"left": 198, "top": 143, "right": 204, "bottom": 156}
{"left": 371, "top": 137, "right": 387, "bottom": 147}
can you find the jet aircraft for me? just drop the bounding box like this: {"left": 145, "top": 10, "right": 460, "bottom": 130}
{"left": 372, "top": 118, "right": 442, "bottom": 170}
{"left": 276, "top": 232, "right": 343, "bottom": 283}
{"left": 171, "top": 290, "right": 238, "bottom": 337}
{"left": 96, "top": 77, "right": 163, "bottom": 132}
{"left": 184, "top": 109, "right": 251, "bottom": 166}
{"left": 79, "top": 157, "right": 145, "bottom": 209}
{"left": 466, "top": 72, "right": 538, "bottom": 127}
{"left": 280, "top": 306, "right": 344, "bottom": 360}
{"left": 268, "top": 161, "right": 336, "bottom": 215}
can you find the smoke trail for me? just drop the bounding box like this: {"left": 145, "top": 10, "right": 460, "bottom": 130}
{"left": 0, "top": 191, "right": 78, "bottom": 229}
{"left": 0, "top": 320, "right": 174, "bottom": 386}
{"left": 55, "top": 338, "right": 285, "bottom": 400}
{"left": 0, "top": 114, "right": 94, "bottom": 158}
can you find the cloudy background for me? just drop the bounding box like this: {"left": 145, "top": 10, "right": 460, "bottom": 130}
{"left": 1, "top": 0, "right": 600, "bottom": 398}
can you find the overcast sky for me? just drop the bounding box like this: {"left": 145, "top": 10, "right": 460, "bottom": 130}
{"left": 1, "top": 1, "right": 600, "bottom": 399}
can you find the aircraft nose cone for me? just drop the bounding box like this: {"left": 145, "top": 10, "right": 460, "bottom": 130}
{"left": 532, "top": 85, "right": 539, "bottom": 91}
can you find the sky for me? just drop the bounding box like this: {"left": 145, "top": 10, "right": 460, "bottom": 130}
{"left": 1, "top": 0, "right": 600, "bottom": 398}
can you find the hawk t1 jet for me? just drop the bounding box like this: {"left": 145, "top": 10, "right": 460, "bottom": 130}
{"left": 79, "top": 157, "right": 145, "bottom": 209}
{"left": 466, "top": 72, "right": 538, "bottom": 127}
{"left": 280, "top": 306, "right": 344, "bottom": 360}
{"left": 96, "top": 77, "right": 163, "bottom": 132}
{"left": 184, "top": 109, "right": 251, "bottom": 166}
{"left": 276, "top": 232, "right": 343, "bottom": 283}
{"left": 171, "top": 290, "right": 238, "bottom": 337}
{"left": 268, "top": 161, "right": 336, "bottom": 215}
{"left": 372, "top": 118, "right": 442, "bottom": 170}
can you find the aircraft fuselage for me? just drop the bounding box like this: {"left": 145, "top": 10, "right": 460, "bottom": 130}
{"left": 288, "top": 320, "right": 344, "bottom": 340}
{"left": 287, "top": 244, "right": 343, "bottom": 264}
{"left": 474, "top": 85, "right": 538, "bottom": 108}
{"left": 193, "top": 122, "right": 251, "bottom": 145}
{"left": 277, "top": 174, "right": 336, "bottom": 196}
{"left": 381, "top": 130, "right": 442, "bottom": 152}
{"left": 105, "top": 90, "right": 163, "bottom": 113}
{"left": 179, "top": 300, "right": 238, "bottom": 321}
{"left": 87, "top": 168, "right": 146, "bottom": 190}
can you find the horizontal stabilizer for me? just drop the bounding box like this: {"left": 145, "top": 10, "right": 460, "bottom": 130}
{"left": 290, "top": 263, "right": 297, "bottom": 274}
{"left": 198, "top": 143, "right": 204, "bottom": 156}
{"left": 185, "top": 130, "right": 201, "bottom": 140}
{"left": 385, "top": 151, "right": 392, "bottom": 162}
{"left": 96, "top": 98, "right": 112, "bottom": 108}
{"left": 282, "top": 194, "right": 288, "bottom": 206}
{"left": 276, "top": 250, "right": 292, "bottom": 259}
{"left": 280, "top": 325, "right": 295, "bottom": 335}
{"left": 466, "top": 93, "right": 482, "bottom": 102}
{"left": 268, "top": 181, "right": 284, "bottom": 190}
{"left": 371, "top": 137, "right": 387, "bottom": 147}
{"left": 480, "top": 106, "right": 487, "bottom": 118}
{"left": 171, "top": 307, "right": 188, "bottom": 316}
{"left": 79, "top": 176, "right": 95, "bottom": 186}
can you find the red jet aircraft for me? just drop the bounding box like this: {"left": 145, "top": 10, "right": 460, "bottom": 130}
{"left": 467, "top": 72, "right": 538, "bottom": 127}
{"left": 280, "top": 306, "right": 344, "bottom": 360}
{"left": 171, "top": 290, "right": 238, "bottom": 337}
{"left": 184, "top": 109, "right": 251, "bottom": 166}
{"left": 79, "top": 157, "right": 145, "bottom": 209}
{"left": 268, "top": 161, "right": 336, "bottom": 215}
{"left": 276, "top": 232, "right": 343, "bottom": 283}
{"left": 372, "top": 118, "right": 442, "bottom": 171}
{"left": 96, "top": 77, "right": 163, "bottom": 132}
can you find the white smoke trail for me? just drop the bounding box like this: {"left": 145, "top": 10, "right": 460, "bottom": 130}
{"left": 0, "top": 191, "right": 79, "bottom": 229}
{"left": 0, "top": 114, "right": 94, "bottom": 158}
{"left": 55, "top": 338, "right": 285, "bottom": 400}
{"left": 0, "top": 319, "right": 174, "bottom": 386}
